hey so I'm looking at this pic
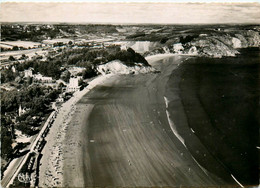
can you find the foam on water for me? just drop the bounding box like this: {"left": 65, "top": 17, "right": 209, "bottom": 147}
{"left": 164, "top": 96, "right": 186, "bottom": 148}
{"left": 163, "top": 48, "right": 260, "bottom": 185}
{"left": 231, "top": 174, "right": 244, "bottom": 188}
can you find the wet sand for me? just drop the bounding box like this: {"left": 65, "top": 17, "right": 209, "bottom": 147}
{"left": 61, "top": 55, "right": 226, "bottom": 187}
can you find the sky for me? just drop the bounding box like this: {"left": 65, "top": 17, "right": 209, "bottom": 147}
{"left": 1, "top": 2, "right": 260, "bottom": 24}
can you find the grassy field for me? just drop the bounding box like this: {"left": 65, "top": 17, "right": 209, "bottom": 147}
{"left": 0, "top": 41, "right": 41, "bottom": 49}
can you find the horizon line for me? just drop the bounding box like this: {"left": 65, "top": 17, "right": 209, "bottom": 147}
{"left": 1, "top": 21, "right": 260, "bottom": 25}
{"left": 1, "top": 0, "right": 260, "bottom": 2}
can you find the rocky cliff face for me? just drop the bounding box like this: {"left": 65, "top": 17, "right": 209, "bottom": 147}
{"left": 186, "top": 30, "right": 260, "bottom": 57}
{"left": 97, "top": 60, "right": 156, "bottom": 75}
{"left": 125, "top": 27, "right": 260, "bottom": 58}
{"left": 119, "top": 41, "right": 162, "bottom": 53}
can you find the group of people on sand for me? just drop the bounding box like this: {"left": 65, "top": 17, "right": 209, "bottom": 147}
{"left": 41, "top": 104, "right": 76, "bottom": 187}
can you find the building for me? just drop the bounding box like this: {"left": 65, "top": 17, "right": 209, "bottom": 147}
{"left": 66, "top": 77, "right": 81, "bottom": 92}
{"left": 56, "top": 94, "right": 64, "bottom": 102}
{"left": 24, "top": 68, "right": 33, "bottom": 78}
{"left": 67, "top": 67, "right": 86, "bottom": 76}
{"left": 11, "top": 66, "right": 16, "bottom": 73}
{"left": 18, "top": 105, "right": 27, "bottom": 116}
{"left": 33, "top": 73, "right": 53, "bottom": 83}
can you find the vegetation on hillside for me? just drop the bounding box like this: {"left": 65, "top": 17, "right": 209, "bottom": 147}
{"left": 1, "top": 85, "right": 60, "bottom": 161}
{"left": 1, "top": 24, "right": 118, "bottom": 41}
{"left": 1, "top": 44, "right": 149, "bottom": 166}
{"left": 2, "top": 46, "right": 149, "bottom": 83}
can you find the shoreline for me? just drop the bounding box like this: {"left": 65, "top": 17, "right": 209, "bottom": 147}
{"left": 61, "top": 54, "right": 225, "bottom": 187}
{"left": 163, "top": 60, "right": 235, "bottom": 185}
{"left": 39, "top": 53, "right": 226, "bottom": 187}
{"left": 39, "top": 54, "right": 173, "bottom": 187}
{"left": 61, "top": 53, "right": 181, "bottom": 187}
{"left": 165, "top": 53, "right": 259, "bottom": 186}
{"left": 162, "top": 58, "right": 230, "bottom": 185}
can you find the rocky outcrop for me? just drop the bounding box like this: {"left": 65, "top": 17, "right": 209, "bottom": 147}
{"left": 128, "top": 28, "right": 260, "bottom": 58}
{"left": 97, "top": 60, "right": 156, "bottom": 75}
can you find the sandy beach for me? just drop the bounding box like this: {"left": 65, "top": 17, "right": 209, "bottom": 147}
{"left": 39, "top": 54, "right": 226, "bottom": 187}
{"left": 39, "top": 74, "right": 113, "bottom": 187}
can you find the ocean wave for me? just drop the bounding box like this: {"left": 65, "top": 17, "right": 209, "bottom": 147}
{"left": 164, "top": 96, "right": 219, "bottom": 182}
{"left": 164, "top": 96, "right": 186, "bottom": 148}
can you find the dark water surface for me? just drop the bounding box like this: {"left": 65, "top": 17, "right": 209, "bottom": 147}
{"left": 166, "top": 48, "right": 259, "bottom": 186}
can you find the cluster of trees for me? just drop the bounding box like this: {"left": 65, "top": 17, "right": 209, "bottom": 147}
{"left": 34, "top": 60, "right": 62, "bottom": 79}
{"left": 1, "top": 59, "right": 57, "bottom": 84}
{"left": 75, "top": 24, "right": 118, "bottom": 34}
{"left": 1, "top": 40, "right": 151, "bottom": 169}
{"left": 108, "top": 47, "right": 150, "bottom": 67}
{"left": 13, "top": 58, "right": 62, "bottom": 80}
{"left": 126, "top": 32, "right": 146, "bottom": 39}
{"left": 1, "top": 25, "right": 59, "bottom": 41}
{"left": 53, "top": 41, "right": 73, "bottom": 47}
{"left": 1, "top": 85, "right": 60, "bottom": 161}
{"left": 1, "top": 42, "right": 150, "bottom": 165}
{"left": 1, "top": 46, "right": 28, "bottom": 52}
{"left": 2, "top": 85, "right": 59, "bottom": 114}
{"left": 52, "top": 45, "right": 149, "bottom": 70}
{"left": 2, "top": 44, "right": 150, "bottom": 86}
{"left": 1, "top": 24, "right": 118, "bottom": 42}
{"left": 1, "top": 24, "right": 75, "bottom": 41}
{"left": 1, "top": 116, "right": 14, "bottom": 160}
{"left": 1, "top": 67, "right": 19, "bottom": 83}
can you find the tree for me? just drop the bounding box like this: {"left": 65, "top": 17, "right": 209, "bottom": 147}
{"left": 26, "top": 77, "right": 33, "bottom": 85}
{"left": 31, "top": 97, "right": 46, "bottom": 113}
{"left": 47, "top": 90, "right": 59, "bottom": 101}
{"left": 61, "top": 70, "right": 71, "bottom": 83}
{"left": 127, "top": 47, "right": 136, "bottom": 55}
{"left": 1, "top": 130, "right": 13, "bottom": 160}
{"left": 78, "top": 79, "right": 84, "bottom": 86}
{"left": 1, "top": 73, "right": 6, "bottom": 83}
{"left": 58, "top": 82, "right": 65, "bottom": 92}
{"left": 12, "top": 46, "right": 19, "bottom": 51}
{"left": 1, "top": 90, "right": 18, "bottom": 113}
{"left": 21, "top": 54, "right": 27, "bottom": 59}
{"left": 9, "top": 55, "right": 16, "bottom": 61}
{"left": 1, "top": 118, "right": 14, "bottom": 160}
{"left": 82, "top": 66, "right": 97, "bottom": 79}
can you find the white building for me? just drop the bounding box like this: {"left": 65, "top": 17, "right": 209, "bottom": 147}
{"left": 33, "top": 73, "right": 53, "bottom": 83}
{"left": 67, "top": 67, "right": 86, "bottom": 76}
{"left": 67, "top": 77, "right": 81, "bottom": 92}
{"left": 11, "top": 66, "right": 16, "bottom": 73}
{"left": 56, "top": 94, "right": 64, "bottom": 102}
{"left": 24, "top": 68, "right": 33, "bottom": 78}
{"left": 18, "top": 105, "right": 27, "bottom": 117}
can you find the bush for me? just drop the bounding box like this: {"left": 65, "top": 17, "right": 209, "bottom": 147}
{"left": 9, "top": 55, "right": 16, "bottom": 61}
{"left": 109, "top": 48, "right": 149, "bottom": 67}
{"left": 126, "top": 32, "right": 146, "bottom": 39}
{"left": 82, "top": 66, "right": 97, "bottom": 79}
{"left": 1, "top": 127, "right": 13, "bottom": 160}
{"left": 1, "top": 68, "right": 17, "bottom": 83}
{"left": 16, "top": 122, "right": 39, "bottom": 136}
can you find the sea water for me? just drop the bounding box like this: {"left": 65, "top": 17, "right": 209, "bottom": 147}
{"left": 165, "top": 48, "right": 259, "bottom": 186}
